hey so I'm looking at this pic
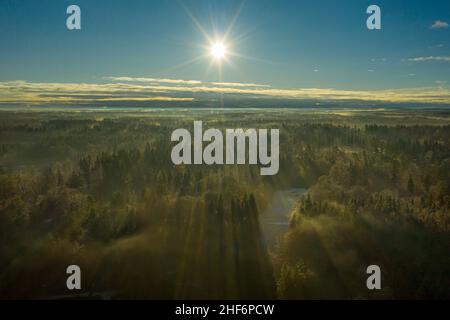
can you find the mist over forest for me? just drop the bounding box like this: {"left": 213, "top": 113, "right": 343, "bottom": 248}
{"left": 0, "top": 108, "right": 449, "bottom": 299}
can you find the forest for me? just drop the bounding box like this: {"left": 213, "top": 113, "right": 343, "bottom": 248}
{"left": 0, "top": 107, "right": 449, "bottom": 299}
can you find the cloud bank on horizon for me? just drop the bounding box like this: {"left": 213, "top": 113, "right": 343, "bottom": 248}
{"left": 1, "top": 77, "right": 450, "bottom": 108}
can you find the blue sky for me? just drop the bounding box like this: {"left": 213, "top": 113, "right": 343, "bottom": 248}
{"left": 0, "top": 0, "right": 450, "bottom": 106}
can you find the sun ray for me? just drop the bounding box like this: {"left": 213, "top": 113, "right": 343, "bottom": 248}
{"left": 156, "top": 54, "right": 209, "bottom": 75}
{"left": 224, "top": 0, "right": 247, "bottom": 42}
{"left": 227, "top": 51, "right": 281, "bottom": 66}
{"left": 178, "top": 0, "right": 213, "bottom": 44}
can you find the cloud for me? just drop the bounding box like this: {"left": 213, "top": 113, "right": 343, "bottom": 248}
{"left": 430, "top": 20, "right": 449, "bottom": 29}
{"left": 370, "top": 58, "right": 387, "bottom": 63}
{"left": 428, "top": 44, "right": 444, "bottom": 49}
{"left": 104, "top": 76, "right": 202, "bottom": 85}
{"left": 96, "top": 97, "right": 194, "bottom": 102}
{"left": 1, "top": 80, "right": 450, "bottom": 106}
{"left": 407, "top": 56, "right": 450, "bottom": 62}
{"left": 104, "top": 76, "right": 270, "bottom": 88}
{"left": 211, "top": 82, "right": 270, "bottom": 88}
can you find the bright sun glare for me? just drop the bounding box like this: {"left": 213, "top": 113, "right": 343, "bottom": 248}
{"left": 211, "top": 42, "right": 226, "bottom": 60}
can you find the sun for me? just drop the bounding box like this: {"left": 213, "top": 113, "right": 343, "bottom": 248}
{"left": 210, "top": 42, "right": 227, "bottom": 60}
